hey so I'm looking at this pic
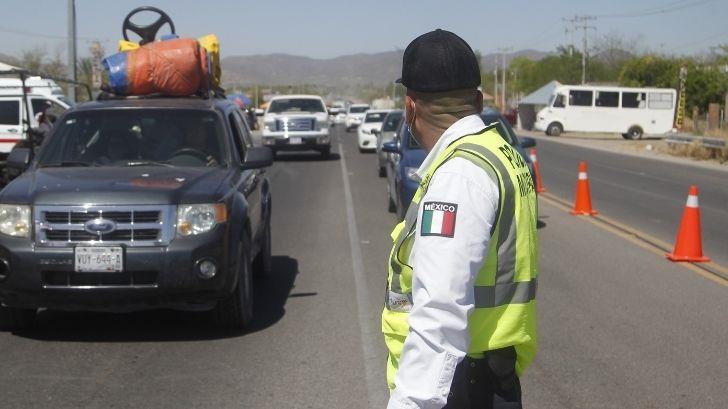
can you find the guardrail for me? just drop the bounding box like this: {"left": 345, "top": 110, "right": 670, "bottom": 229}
{"left": 665, "top": 133, "right": 726, "bottom": 150}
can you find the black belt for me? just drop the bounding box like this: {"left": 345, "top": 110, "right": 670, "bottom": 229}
{"left": 444, "top": 346, "right": 523, "bottom": 409}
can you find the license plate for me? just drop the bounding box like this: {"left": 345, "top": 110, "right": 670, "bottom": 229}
{"left": 74, "top": 246, "right": 123, "bottom": 273}
{"left": 289, "top": 137, "right": 302, "bottom": 145}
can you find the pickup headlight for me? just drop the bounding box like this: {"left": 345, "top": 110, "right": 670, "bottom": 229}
{"left": 0, "top": 204, "right": 31, "bottom": 238}
{"left": 405, "top": 167, "right": 419, "bottom": 181}
{"left": 177, "top": 204, "right": 227, "bottom": 236}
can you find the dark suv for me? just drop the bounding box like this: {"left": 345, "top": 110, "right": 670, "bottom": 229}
{"left": 0, "top": 95, "right": 273, "bottom": 330}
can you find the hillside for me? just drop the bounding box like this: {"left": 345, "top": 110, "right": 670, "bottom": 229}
{"left": 221, "top": 49, "right": 549, "bottom": 87}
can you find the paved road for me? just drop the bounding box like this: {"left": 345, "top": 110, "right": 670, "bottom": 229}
{"left": 531, "top": 136, "right": 728, "bottom": 267}
{"left": 0, "top": 126, "right": 725, "bottom": 408}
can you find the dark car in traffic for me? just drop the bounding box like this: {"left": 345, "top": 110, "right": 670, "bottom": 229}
{"left": 383, "top": 109, "right": 536, "bottom": 219}
{"left": 0, "top": 95, "right": 273, "bottom": 330}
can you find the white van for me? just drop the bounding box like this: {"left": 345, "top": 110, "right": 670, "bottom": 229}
{"left": 534, "top": 85, "right": 677, "bottom": 139}
{"left": 0, "top": 77, "right": 72, "bottom": 155}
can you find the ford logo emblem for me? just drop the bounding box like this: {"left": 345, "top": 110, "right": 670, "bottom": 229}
{"left": 84, "top": 218, "right": 117, "bottom": 235}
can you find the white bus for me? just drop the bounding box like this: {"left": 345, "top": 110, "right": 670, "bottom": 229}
{"left": 534, "top": 85, "right": 677, "bottom": 139}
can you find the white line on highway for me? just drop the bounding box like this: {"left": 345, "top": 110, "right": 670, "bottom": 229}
{"left": 338, "top": 141, "right": 387, "bottom": 408}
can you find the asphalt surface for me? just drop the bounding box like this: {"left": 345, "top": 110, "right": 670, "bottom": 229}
{"left": 531, "top": 136, "right": 728, "bottom": 267}
{"left": 0, "top": 126, "right": 726, "bottom": 408}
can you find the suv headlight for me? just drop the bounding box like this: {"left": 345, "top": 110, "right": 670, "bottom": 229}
{"left": 0, "top": 204, "right": 31, "bottom": 238}
{"left": 177, "top": 204, "right": 227, "bottom": 236}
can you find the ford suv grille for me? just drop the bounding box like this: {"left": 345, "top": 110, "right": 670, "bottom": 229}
{"left": 34, "top": 205, "right": 175, "bottom": 247}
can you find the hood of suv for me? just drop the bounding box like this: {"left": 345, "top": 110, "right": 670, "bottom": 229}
{"left": 0, "top": 166, "right": 230, "bottom": 205}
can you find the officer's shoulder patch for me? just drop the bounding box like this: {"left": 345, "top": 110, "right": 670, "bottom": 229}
{"left": 421, "top": 201, "right": 457, "bottom": 237}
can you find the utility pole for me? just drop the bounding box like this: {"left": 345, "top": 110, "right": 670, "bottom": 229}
{"left": 573, "top": 15, "right": 596, "bottom": 85}
{"left": 493, "top": 54, "right": 498, "bottom": 109}
{"left": 67, "top": 0, "right": 77, "bottom": 102}
{"left": 497, "top": 47, "right": 512, "bottom": 109}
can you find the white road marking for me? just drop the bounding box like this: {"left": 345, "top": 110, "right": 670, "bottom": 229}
{"left": 338, "top": 142, "right": 387, "bottom": 408}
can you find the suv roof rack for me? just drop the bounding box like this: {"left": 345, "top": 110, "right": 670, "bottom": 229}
{"left": 96, "top": 86, "right": 227, "bottom": 101}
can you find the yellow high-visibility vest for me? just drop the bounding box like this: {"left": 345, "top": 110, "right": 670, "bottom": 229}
{"left": 382, "top": 124, "right": 539, "bottom": 390}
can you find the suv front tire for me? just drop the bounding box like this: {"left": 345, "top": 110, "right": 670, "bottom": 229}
{"left": 213, "top": 238, "right": 253, "bottom": 329}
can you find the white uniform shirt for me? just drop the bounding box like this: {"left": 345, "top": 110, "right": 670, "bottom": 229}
{"left": 387, "top": 115, "right": 500, "bottom": 409}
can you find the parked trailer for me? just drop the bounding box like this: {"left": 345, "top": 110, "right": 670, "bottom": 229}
{"left": 534, "top": 85, "right": 677, "bottom": 139}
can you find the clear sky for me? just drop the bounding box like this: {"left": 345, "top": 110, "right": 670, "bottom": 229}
{"left": 0, "top": 0, "right": 726, "bottom": 60}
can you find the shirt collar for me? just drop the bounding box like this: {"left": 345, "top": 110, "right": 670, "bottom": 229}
{"left": 414, "top": 114, "right": 486, "bottom": 181}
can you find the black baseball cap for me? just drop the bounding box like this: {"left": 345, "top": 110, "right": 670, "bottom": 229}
{"left": 396, "top": 29, "right": 481, "bottom": 92}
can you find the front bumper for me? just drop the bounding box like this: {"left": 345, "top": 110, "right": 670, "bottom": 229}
{"left": 261, "top": 131, "right": 331, "bottom": 151}
{"left": 534, "top": 119, "right": 547, "bottom": 131}
{"left": 0, "top": 226, "right": 236, "bottom": 312}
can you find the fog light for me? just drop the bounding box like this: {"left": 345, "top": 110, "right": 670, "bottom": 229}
{"left": 317, "top": 135, "right": 330, "bottom": 144}
{"left": 196, "top": 259, "right": 217, "bottom": 279}
{"left": 263, "top": 138, "right": 276, "bottom": 145}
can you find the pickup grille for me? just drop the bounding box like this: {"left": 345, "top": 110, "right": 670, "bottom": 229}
{"left": 35, "top": 205, "right": 175, "bottom": 247}
{"left": 276, "top": 118, "right": 315, "bottom": 132}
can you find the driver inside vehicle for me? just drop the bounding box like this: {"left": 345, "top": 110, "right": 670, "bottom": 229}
{"left": 156, "top": 120, "right": 220, "bottom": 166}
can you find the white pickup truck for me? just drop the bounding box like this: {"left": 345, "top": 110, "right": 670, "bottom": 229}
{"left": 261, "top": 94, "right": 331, "bottom": 158}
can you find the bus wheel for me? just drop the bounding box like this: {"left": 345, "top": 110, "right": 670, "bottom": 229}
{"left": 546, "top": 122, "right": 563, "bottom": 137}
{"left": 625, "top": 126, "right": 643, "bottom": 140}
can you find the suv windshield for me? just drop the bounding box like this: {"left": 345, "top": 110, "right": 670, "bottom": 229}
{"left": 365, "top": 112, "right": 387, "bottom": 123}
{"left": 349, "top": 106, "right": 369, "bottom": 113}
{"left": 267, "top": 98, "right": 325, "bottom": 113}
{"left": 38, "top": 110, "right": 228, "bottom": 168}
{"left": 382, "top": 112, "right": 403, "bottom": 132}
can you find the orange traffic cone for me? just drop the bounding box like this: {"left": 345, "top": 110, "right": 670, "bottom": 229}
{"left": 529, "top": 149, "right": 547, "bottom": 193}
{"left": 666, "top": 186, "right": 710, "bottom": 262}
{"left": 570, "top": 161, "right": 598, "bottom": 216}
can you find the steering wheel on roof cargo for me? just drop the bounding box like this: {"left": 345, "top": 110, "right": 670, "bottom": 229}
{"left": 122, "top": 6, "right": 176, "bottom": 45}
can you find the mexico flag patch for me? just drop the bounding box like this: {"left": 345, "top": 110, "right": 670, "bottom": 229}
{"left": 421, "top": 202, "right": 458, "bottom": 237}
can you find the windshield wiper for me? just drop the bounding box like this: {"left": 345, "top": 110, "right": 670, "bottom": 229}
{"left": 125, "top": 160, "right": 174, "bottom": 167}
{"left": 39, "top": 161, "right": 96, "bottom": 168}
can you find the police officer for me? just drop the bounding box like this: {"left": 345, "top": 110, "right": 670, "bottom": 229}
{"left": 382, "top": 29, "right": 539, "bottom": 409}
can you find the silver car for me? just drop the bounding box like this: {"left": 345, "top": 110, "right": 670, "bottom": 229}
{"left": 375, "top": 109, "right": 403, "bottom": 177}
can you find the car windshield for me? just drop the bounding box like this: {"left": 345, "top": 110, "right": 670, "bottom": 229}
{"left": 382, "top": 112, "right": 403, "bottom": 132}
{"left": 365, "top": 112, "right": 387, "bottom": 123}
{"left": 349, "top": 106, "right": 369, "bottom": 113}
{"left": 481, "top": 114, "right": 516, "bottom": 145}
{"left": 38, "top": 110, "right": 229, "bottom": 168}
{"left": 268, "top": 98, "right": 325, "bottom": 113}
{"left": 400, "top": 123, "right": 421, "bottom": 150}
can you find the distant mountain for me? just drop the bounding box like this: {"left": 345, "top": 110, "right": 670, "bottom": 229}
{"left": 221, "top": 49, "right": 550, "bottom": 87}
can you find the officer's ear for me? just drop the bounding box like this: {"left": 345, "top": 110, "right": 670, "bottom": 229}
{"left": 405, "top": 92, "right": 416, "bottom": 124}
{"left": 474, "top": 90, "right": 484, "bottom": 113}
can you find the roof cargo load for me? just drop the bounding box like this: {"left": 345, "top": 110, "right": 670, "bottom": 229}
{"left": 101, "top": 7, "right": 221, "bottom": 97}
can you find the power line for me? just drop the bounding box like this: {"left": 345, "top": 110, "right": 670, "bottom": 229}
{"left": 672, "top": 29, "right": 728, "bottom": 51}
{"left": 594, "top": 0, "right": 720, "bottom": 19}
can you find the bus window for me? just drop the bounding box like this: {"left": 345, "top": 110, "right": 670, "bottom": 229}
{"left": 569, "top": 90, "right": 593, "bottom": 107}
{"left": 648, "top": 92, "right": 673, "bottom": 109}
{"left": 595, "top": 91, "right": 619, "bottom": 107}
{"left": 622, "top": 92, "right": 646, "bottom": 109}
{"left": 553, "top": 94, "right": 565, "bottom": 108}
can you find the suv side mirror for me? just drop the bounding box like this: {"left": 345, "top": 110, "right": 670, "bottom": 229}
{"left": 242, "top": 147, "right": 274, "bottom": 169}
{"left": 381, "top": 141, "right": 399, "bottom": 154}
{"left": 371, "top": 128, "right": 380, "bottom": 136}
{"left": 7, "top": 147, "right": 31, "bottom": 171}
{"left": 519, "top": 137, "right": 536, "bottom": 149}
